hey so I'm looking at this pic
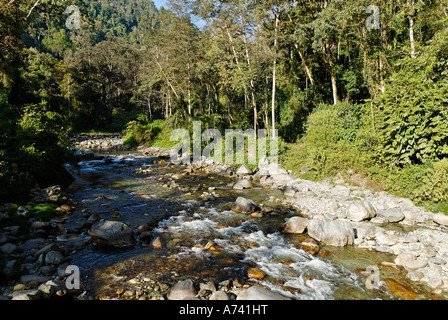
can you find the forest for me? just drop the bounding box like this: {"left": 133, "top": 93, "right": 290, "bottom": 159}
{"left": 1, "top": 0, "right": 448, "bottom": 213}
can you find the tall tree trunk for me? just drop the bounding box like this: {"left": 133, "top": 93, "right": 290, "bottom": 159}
{"left": 409, "top": 15, "right": 416, "bottom": 58}
{"left": 239, "top": 11, "right": 258, "bottom": 140}
{"left": 271, "top": 13, "right": 279, "bottom": 139}
{"left": 329, "top": 59, "right": 338, "bottom": 105}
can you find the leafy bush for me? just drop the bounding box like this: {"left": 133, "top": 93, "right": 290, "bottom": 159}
{"left": 374, "top": 57, "right": 448, "bottom": 166}
{"left": 0, "top": 99, "right": 72, "bottom": 203}
{"left": 412, "top": 159, "right": 448, "bottom": 204}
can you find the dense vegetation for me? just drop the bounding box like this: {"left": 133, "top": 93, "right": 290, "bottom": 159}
{"left": 1, "top": 0, "right": 448, "bottom": 212}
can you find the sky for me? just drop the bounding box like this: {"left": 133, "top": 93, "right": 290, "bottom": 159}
{"left": 152, "top": 0, "right": 207, "bottom": 29}
{"left": 152, "top": 0, "right": 168, "bottom": 9}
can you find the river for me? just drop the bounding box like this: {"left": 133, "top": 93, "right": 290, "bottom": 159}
{"left": 63, "top": 149, "right": 441, "bottom": 300}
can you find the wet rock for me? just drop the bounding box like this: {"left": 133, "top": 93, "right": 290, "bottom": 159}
{"left": 300, "top": 238, "right": 320, "bottom": 255}
{"left": 151, "top": 236, "right": 163, "bottom": 249}
{"left": 236, "top": 285, "right": 290, "bottom": 300}
{"left": 346, "top": 200, "right": 376, "bottom": 222}
{"left": 247, "top": 267, "right": 265, "bottom": 280}
{"left": 307, "top": 219, "right": 355, "bottom": 247}
{"left": 167, "top": 279, "right": 196, "bottom": 300}
{"left": 90, "top": 220, "right": 136, "bottom": 248}
{"left": 283, "top": 216, "right": 308, "bottom": 234}
{"left": 232, "top": 197, "right": 259, "bottom": 214}
{"left": 384, "top": 278, "right": 416, "bottom": 300}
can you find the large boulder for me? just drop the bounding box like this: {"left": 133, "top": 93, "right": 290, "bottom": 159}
{"left": 346, "top": 200, "right": 376, "bottom": 222}
{"left": 232, "top": 197, "right": 259, "bottom": 214}
{"left": 378, "top": 207, "right": 405, "bottom": 223}
{"left": 237, "top": 285, "right": 290, "bottom": 300}
{"left": 90, "top": 220, "right": 136, "bottom": 248}
{"left": 283, "top": 216, "right": 308, "bottom": 234}
{"left": 307, "top": 219, "right": 355, "bottom": 246}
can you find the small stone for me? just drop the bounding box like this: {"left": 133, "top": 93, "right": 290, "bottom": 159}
{"left": 151, "top": 236, "right": 162, "bottom": 249}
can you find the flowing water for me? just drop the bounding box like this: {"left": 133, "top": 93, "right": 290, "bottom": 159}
{"left": 64, "top": 151, "right": 437, "bottom": 300}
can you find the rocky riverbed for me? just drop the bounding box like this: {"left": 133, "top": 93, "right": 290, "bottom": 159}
{"left": 1, "top": 135, "right": 448, "bottom": 300}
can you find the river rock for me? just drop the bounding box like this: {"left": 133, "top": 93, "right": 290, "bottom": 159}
{"left": 1, "top": 243, "right": 17, "bottom": 255}
{"left": 209, "top": 290, "right": 229, "bottom": 300}
{"left": 433, "top": 213, "right": 448, "bottom": 226}
{"left": 300, "top": 238, "right": 320, "bottom": 255}
{"left": 44, "top": 250, "right": 65, "bottom": 265}
{"left": 11, "top": 289, "right": 42, "bottom": 300}
{"left": 233, "top": 179, "right": 253, "bottom": 190}
{"left": 402, "top": 259, "right": 428, "bottom": 271}
{"left": 346, "top": 200, "right": 376, "bottom": 222}
{"left": 271, "top": 174, "right": 295, "bottom": 183}
{"left": 307, "top": 219, "right": 355, "bottom": 246}
{"left": 267, "top": 163, "right": 288, "bottom": 175}
{"left": 247, "top": 267, "right": 265, "bottom": 280}
{"left": 167, "top": 279, "right": 196, "bottom": 300}
{"left": 378, "top": 207, "right": 405, "bottom": 223}
{"left": 236, "top": 285, "right": 290, "bottom": 300}
{"left": 90, "top": 220, "right": 136, "bottom": 248}
{"left": 236, "top": 164, "right": 253, "bottom": 175}
{"left": 20, "top": 275, "right": 51, "bottom": 288}
{"left": 283, "top": 216, "right": 308, "bottom": 234}
{"left": 232, "top": 197, "right": 259, "bottom": 214}
{"left": 283, "top": 188, "right": 296, "bottom": 197}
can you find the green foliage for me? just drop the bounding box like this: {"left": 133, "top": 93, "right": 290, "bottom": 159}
{"left": 375, "top": 73, "right": 448, "bottom": 166}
